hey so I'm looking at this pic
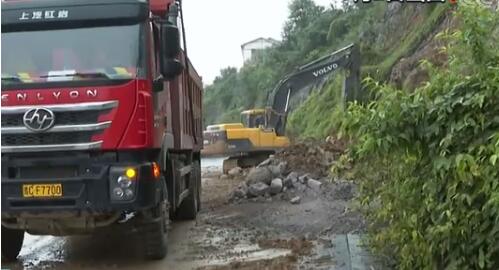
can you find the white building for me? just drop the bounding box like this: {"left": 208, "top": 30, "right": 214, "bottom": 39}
{"left": 241, "top": 37, "right": 279, "bottom": 63}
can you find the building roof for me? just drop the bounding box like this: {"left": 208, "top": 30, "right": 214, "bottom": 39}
{"left": 241, "top": 37, "right": 279, "bottom": 49}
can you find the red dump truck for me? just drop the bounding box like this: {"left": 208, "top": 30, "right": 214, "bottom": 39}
{"left": 1, "top": 0, "right": 203, "bottom": 261}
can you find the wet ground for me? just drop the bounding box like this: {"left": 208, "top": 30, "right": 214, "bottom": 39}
{"left": 2, "top": 157, "right": 382, "bottom": 270}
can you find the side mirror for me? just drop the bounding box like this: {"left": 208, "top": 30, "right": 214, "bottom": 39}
{"left": 162, "top": 59, "right": 184, "bottom": 81}
{"left": 160, "top": 22, "right": 183, "bottom": 80}
{"left": 160, "top": 22, "right": 181, "bottom": 59}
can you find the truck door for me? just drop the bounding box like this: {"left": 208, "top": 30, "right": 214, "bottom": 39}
{"left": 150, "top": 22, "right": 168, "bottom": 147}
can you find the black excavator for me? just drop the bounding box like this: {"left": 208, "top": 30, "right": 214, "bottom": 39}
{"left": 202, "top": 44, "right": 361, "bottom": 173}
{"left": 265, "top": 43, "right": 361, "bottom": 138}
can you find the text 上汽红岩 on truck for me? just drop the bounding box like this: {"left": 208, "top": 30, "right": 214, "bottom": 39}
{"left": 1, "top": 0, "right": 203, "bottom": 261}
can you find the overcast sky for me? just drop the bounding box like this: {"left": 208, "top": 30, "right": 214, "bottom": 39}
{"left": 182, "top": 0, "right": 334, "bottom": 85}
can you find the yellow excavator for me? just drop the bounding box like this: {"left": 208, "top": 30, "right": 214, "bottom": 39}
{"left": 202, "top": 109, "right": 290, "bottom": 161}
{"left": 202, "top": 44, "right": 361, "bottom": 172}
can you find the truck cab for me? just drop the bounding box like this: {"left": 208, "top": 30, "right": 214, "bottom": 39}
{"left": 1, "top": 0, "right": 203, "bottom": 261}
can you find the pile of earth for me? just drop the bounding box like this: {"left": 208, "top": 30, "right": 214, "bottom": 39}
{"left": 275, "top": 136, "right": 347, "bottom": 178}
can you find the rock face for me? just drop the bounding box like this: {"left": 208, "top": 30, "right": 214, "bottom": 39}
{"left": 246, "top": 167, "right": 273, "bottom": 185}
{"left": 228, "top": 167, "right": 243, "bottom": 177}
{"left": 248, "top": 182, "right": 270, "bottom": 197}
{"left": 270, "top": 178, "right": 283, "bottom": 195}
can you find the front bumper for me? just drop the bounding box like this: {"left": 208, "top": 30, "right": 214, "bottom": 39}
{"left": 1, "top": 152, "right": 162, "bottom": 234}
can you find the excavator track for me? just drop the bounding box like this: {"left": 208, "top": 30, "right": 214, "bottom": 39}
{"left": 222, "top": 151, "right": 274, "bottom": 174}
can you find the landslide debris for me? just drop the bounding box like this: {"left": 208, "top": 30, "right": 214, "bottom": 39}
{"left": 274, "top": 137, "right": 347, "bottom": 178}
{"left": 227, "top": 137, "right": 356, "bottom": 207}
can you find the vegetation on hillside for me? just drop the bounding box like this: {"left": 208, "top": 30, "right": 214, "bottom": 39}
{"left": 339, "top": 5, "right": 499, "bottom": 269}
{"left": 204, "top": 1, "right": 450, "bottom": 140}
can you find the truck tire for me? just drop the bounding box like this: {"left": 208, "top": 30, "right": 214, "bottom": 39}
{"left": 143, "top": 191, "right": 169, "bottom": 260}
{"left": 1, "top": 226, "right": 24, "bottom": 262}
{"left": 195, "top": 161, "right": 202, "bottom": 212}
{"left": 175, "top": 161, "right": 199, "bottom": 220}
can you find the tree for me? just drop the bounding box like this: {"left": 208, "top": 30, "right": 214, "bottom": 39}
{"left": 283, "top": 0, "right": 324, "bottom": 45}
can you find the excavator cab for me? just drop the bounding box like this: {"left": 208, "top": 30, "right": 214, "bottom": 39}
{"left": 240, "top": 109, "right": 266, "bottom": 128}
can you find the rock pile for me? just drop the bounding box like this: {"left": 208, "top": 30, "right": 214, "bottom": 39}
{"left": 229, "top": 156, "right": 326, "bottom": 204}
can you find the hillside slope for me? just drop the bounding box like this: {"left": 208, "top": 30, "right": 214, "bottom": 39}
{"left": 203, "top": 1, "right": 452, "bottom": 136}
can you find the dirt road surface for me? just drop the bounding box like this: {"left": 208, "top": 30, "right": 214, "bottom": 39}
{"left": 2, "top": 157, "right": 381, "bottom": 270}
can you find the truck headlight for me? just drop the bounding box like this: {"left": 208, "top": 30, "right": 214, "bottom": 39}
{"left": 110, "top": 167, "right": 138, "bottom": 202}
{"left": 113, "top": 187, "right": 124, "bottom": 198}
{"left": 124, "top": 189, "right": 134, "bottom": 199}
{"left": 117, "top": 176, "right": 133, "bottom": 188}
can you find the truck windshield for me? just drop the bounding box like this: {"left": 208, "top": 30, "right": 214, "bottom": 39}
{"left": 1, "top": 24, "right": 145, "bottom": 88}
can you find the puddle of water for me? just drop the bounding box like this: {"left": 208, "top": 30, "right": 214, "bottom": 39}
{"left": 201, "top": 157, "right": 226, "bottom": 169}
{"left": 203, "top": 213, "right": 241, "bottom": 221}
{"left": 191, "top": 226, "right": 293, "bottom": 267}
{"left": 19, "top": 234, "right": 67, "bottom": 268}
{"left": 198, "top": 243, "right": 292, "bottom": 267}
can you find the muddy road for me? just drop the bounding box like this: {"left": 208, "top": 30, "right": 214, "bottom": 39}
{"left": 2, "top": 157, "right": 381, "bottom": 270}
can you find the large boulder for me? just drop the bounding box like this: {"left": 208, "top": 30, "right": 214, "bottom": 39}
{"left": 283, "top": 172, "right": 299, "bottom": 188}
{"left": 246, "top": 167, "right": 273, "bottom": 185}
{"left": 268, "top": 161, "right": 288, "bottom": 177}
{"left": 270, "top": 178, "right": 283, "bottom": 195}
{"left": 247, "top": 182, "right": 270, "bottom": 197}
{"left": 257, "top": 155, "right": 276, "bottom": 167}
{"left": 277, "top": 161, "right": 288, "bottom": 175}
{"left": 233, "top": 183, "right": 248, "bottom": 199}
{"left": 268, "top": 165, "right": 281, "bottom": 177}
{"left": 298, "top": 174, "right": 309, "bottom": 184}
{"left": 228, "top": 167, "right": 243, "bottom": 177}
{"left": 290, "top": 196, "right": 301, "bottom": 205}
{"left": 307, "top": 178, "right": 322, "bottom": 192}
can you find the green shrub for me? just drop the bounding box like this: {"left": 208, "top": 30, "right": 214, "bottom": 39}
{"left": 342, "top": 5, "right": 499, "bottom": 269}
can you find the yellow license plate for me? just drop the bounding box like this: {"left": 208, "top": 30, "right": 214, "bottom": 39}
{"left": 22, "top": 184, "right": 63, "bottom": 198}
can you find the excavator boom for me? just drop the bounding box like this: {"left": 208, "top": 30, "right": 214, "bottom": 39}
{"left": 266, "top": 43, "right": 361, "bottom": 136}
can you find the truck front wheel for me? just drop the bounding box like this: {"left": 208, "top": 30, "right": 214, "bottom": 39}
{"left": 143, "top": 198, "right": 169, "bottom": 260}
{"left": 1, "top": 226, "right": 24, "bottom": 262}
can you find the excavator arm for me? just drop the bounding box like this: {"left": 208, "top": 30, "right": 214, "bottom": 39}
{"left": 266, "top": 43, "right": 361, "bottom": 136}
